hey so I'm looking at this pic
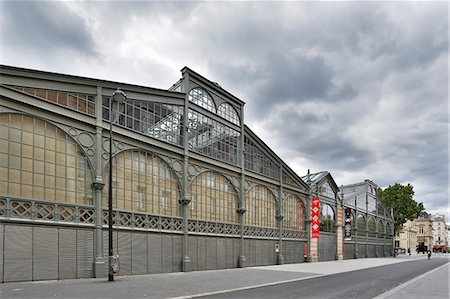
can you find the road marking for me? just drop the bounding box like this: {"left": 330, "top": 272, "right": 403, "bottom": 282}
{"left": 373, "top": 262, "right": 449, "bottom": 299}
{"left": 167, "top": 274, "right": 326, "bottom": 299}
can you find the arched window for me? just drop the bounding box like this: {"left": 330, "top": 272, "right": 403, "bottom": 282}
{"left": 245, "top": 185, "right": 277, "bottom": 228}
{"left": 320, "top": 203, "right": 335, "bottom": 233}
{"left": 368, "top": 217, "right": 377, "bottom": 237}
{"left": 283, "top": 195, "right": 306, "bottom": 230}
{"left": 0, "top": 113, "right": 93, "bottom": 205}
{"left": 377, "top": 220, "right": 385, "bottom": 234}
{"left": 189, "top": 171, "right": 238, "bottom": 223}
{"left": 102, "top": 150, "right": 180, "bottom": 216}
{"left": 357, "top": 215, "right": 366, "bottom": 234}
{"left": 188, "top": 88, "right": 216, "bottom": 113}
{"left": 217, "top": 103, "right": 240, "bottom": 125}
{"left": 386, "top": 222, "right": 392, "bottom": 235}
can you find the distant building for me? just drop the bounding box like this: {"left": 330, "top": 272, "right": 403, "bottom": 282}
{"left": 397, "top": 220, "right": 417, "bottom": 254}
{"left": 431, "top": 213, "right": 447, "bottom": 251}
{"left": 341, "top": 180, "right": 394, "bottom": 259}
{"left": 416, "top": 212, "right": 433, "bottom": 252}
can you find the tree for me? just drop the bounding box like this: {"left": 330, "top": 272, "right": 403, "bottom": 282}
{"left": 378, "top": 183, "right": 424, "bottom": 233}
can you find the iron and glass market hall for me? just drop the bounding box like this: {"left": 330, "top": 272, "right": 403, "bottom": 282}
{"left": 0, "top": 65, "right": 394, "bottom": 282}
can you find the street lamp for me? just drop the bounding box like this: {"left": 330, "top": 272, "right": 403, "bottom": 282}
{"left": 108, "top": 88, "right": 127, "bottom": 281}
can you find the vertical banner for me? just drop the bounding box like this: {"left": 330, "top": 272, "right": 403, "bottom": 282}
{"left": 311, "top": 197, "right": 320, "bottom": 238}
{"left": 344, "top": 207, "right": 352, "bottom": 240}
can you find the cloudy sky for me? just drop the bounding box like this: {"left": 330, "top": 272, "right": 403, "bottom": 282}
{"left": 1, "top": 1, "right": 448, "bottom": 221}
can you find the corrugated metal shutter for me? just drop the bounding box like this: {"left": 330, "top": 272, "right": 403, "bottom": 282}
{"left": 117, "top": 232, "right": 131, "bottom": 276}
{"left": 233, "top": 238, "right": 240, "bottom": 267}
{"left": 33, "top": 227, "right": 58, "bottom": 281}
{"left": 197, "top": 236, "right": 206, "bottom": 271}
{"left": 148, "top": 233, "right": 162, "bottom": 274}
{"left": 59, "top": 228, "right": 77, "bottom": 279}
{"left": 161, "top": 235, "right": 173, "bottom": 273}
{"left": 4, "top": 225, "right": 32, "bottom": 282}
{"left": 216, "top": 238, "right": 226, "bottom": 269}
{"left": 188, "top": 236, "right": 198, "bottom": 271}
{"left": 225, "top": 238, "right": 233, "bottom": 269}
{"left": 358, "top": 244, "right": 366, "bottom": 257}
{"left": 77, "top": 229, "right": 94, "bottom": 278}
{"left": 255, "top": 240, "right": 263, "bottom": 266}
{"left": 262, "top": 240, "right": 269, "bottom": 265}
{"left": 172, "top": 235, "right": 182, "bottom": 273}
{"left": 248, "top": 239, "right": 256, "bottom": 267}
{"left": 103, "top": 230, "right": 119, "bottom": 276}
{"left": 319, "top": 234, "right": 337, "bottom": 261}
{"left": 344, "top": 243, "right": 354, "bottom": 259}
{"left": 0, "top": 225, "right": 3, "bottom": 283}
{"left": 131, "top": 233, "right": 147, "bottom": 275}
{"left": 206, "top": 238, "right": 217, "bottom": 270}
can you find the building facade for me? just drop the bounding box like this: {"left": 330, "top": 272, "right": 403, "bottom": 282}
{"left": 301, "top": 171, "right": 342, "bottom": 262}
{"left": 431, "top": 214, "right": 447, "bottom": 251}
{"left": 415, "top": 213, "right": 433, "bottom": 252}
{"left": 0, "top": 65, "right": 393, "bottom": 283}
{"left": 396, "top": 220, "right": 417, "bottom": 254}
{"left": 341, "top": 180, "right": 394, "bottom": 259}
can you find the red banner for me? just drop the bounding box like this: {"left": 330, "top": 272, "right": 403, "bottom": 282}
{"left": 311, "top": 197, "right": 320, "bottom": 238}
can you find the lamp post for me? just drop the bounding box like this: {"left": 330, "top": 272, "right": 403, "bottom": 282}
{"left": 108, "top": 88, "right": 127, "bottom": 281}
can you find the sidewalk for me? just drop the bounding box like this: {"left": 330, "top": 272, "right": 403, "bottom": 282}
{"left": 0, "top": 255, "right": 428, "bottom": 299}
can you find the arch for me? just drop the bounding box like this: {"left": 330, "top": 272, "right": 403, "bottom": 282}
{"left": 357, "top": 214, "right": 366, "bottom": 230}
{"left": 377, "top": 220, "right": 385, "bottom": 234}
{"left": 386, "top": 222, "right": 392, "bottom": 235}
{"left": 189, "top": 171, "right": 238, "bottom": 223}
{"left": 188, "top": 88, "right": 216, "bottom": 113}
{"left": 282, "top": 194, "right": 306, "bottom": 230}
{"left": 217, "top": 103, "right": 240, "bottom": 125}
{"left": 320, "top": 203, "right": 335, "bottom": 233}
{"left": 102, "top": 149, "right": 180, "bottom": 216}
{"left": 0, "top": 113, "right": 93, "bottom": 205}
{"left": 368, "top": 217, "right": 377, "bottom": 237}
{"left": 245, "top": 185, "right": 277, "bottom": 228}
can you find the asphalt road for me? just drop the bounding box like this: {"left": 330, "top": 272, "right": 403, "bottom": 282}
{"left": 199, "top": 258, "right": 449, "bottom": 299}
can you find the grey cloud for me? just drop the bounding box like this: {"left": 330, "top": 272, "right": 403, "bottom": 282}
{"left": 1, "top": 1, "right": 98, "bottom": 58}
{"left": 265, "top": 109, "right": 374, "bottom": 171}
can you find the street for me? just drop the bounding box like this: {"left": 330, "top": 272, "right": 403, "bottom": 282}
{"left": 195, "top": 257, "right": 448, "bottom": 299}
{"left": 0, "top": 255, "right": 448, "bottom": 299}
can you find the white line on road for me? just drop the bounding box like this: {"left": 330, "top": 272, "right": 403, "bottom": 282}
{"left": 167, "top": 273, "right": 325, "bottom": 299}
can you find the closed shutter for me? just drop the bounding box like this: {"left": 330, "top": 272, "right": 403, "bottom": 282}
{"left": 172, "top": 235, "right": 182, "bottom": 273}
{"left": 59, "top": 229, "right": 77, "bottom": 279}
{"left": 148, "top": 234, "right": 162, "bottom": 274}
{"left": 206, "top": 238, "right": 217, "bottom": 270}
{"left": 225, "top": 238, "right": 233, "bottom": 269}
{"left": 188, "top": 236, "right": 198, "bottom": 271}
{"left": 117, "top": 232, "right": 131, "bottom": 276}
{"left": 161, "top": 235, "right": 173, "bottom": 273}
{"left": 77, "top": 229, "right": 94, "bottom": 278}
{"left": 216, "top": 238, "right": 226, "bottom": 269}
{"left": 33, "top": 227, "right": 58, "bottom": 280}
{"left": 197, "top": 236, "right": 206, "bottom": 271}
{"left": 0, "top": 225, "right": 3, "bottom": 282}
{"left": 4, "top": 225, "right": 32, "bottom": 282}
{"left": 131, "top": 233, "right": 147, "bottom": 275}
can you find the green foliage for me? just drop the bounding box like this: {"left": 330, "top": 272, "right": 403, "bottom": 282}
{"left": 379, "top": 183, "right": 424, "bottom": 233}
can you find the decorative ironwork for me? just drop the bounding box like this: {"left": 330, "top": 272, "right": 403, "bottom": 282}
{"left": 282, "top": 229, "right": 307, "bottom": 240}
{"left": 101, "top": 209, "right": 183, "bottom": 233}
{"left": 0, "top": 197, "right": 95, "bottom": 225}
{"left": 243, "top": 225, "right": 279, "bottom": 239}
{"left": 187, "top": 219, "right": 240, "bottom": 236}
